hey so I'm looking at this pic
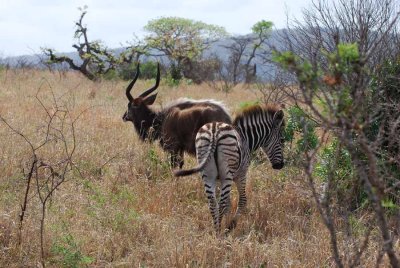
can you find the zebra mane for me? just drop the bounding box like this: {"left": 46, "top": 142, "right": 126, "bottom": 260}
{"left": 233, "top": 103, "right": 280, "bottom": 125}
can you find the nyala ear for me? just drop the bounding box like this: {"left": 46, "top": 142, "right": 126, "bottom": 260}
{"left": 143, "top": 93, "right": 158, "bottom": 105}
{"left": 273, "top": 110, "right": 284, "bottom": 127}
{"left": 133, "top": 98, "right": 142, "bottom": 106}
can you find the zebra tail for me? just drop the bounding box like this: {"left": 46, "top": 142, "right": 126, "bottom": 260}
{"left": 174, "top": 143, "right": 215, "bottom": 177}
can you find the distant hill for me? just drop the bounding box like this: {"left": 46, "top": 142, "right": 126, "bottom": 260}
{"left": 1, "top": 30, "right": 288, "bottom": 81}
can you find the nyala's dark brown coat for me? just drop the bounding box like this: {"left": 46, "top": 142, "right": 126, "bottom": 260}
{"left": 122, "top": 64, "right": 231, "bottom": 168}
{"left": 160, "top": 99, "right": 232, "bottom": 155}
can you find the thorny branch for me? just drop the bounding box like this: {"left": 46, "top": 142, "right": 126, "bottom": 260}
{"left": 275, "top": 0, "right": 400, "bottom": 266}
{"left": 0, "top": 84, "right": 82, "bottom": 267}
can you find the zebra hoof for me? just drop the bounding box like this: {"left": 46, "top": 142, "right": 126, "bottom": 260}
{"left": 227, "top": 219, "right": 237, "bottom": 232}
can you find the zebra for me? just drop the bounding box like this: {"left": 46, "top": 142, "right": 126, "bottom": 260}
{"left": 174, "top": 104, "right": 285, "bottom": 234}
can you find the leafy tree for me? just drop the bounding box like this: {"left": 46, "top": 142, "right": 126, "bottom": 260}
{"left": 143, "top": 16, "right": 227, "bottom": 83}
{"left": 219, "top": 20, "right": 273, "bottom": 85}
{"left": 244, "top": 20, "right": 273, "bottom": 82}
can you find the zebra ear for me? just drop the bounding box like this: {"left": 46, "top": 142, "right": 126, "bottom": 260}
{"left": 273, "top": 110, "right": 284, "bottom": 127}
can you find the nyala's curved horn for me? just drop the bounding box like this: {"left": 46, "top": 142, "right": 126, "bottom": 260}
{"left": 139, "top": 63, "right": 160, "bottom": 98}
{"left": 126, "top": 63, "right": 140, "bottom": 101}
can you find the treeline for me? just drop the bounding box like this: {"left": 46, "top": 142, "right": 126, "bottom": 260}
{"left": 27, "top": 6, "right": 274, "bottom": 89}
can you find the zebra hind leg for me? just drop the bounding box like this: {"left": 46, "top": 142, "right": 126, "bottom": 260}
{"left": 226, "top": 176, "right": 247, "bottom": 232}
{"left": 218, "top": 173, "right": 233, "bottom": 233}
{"left": 201, "top": 166, "right": 220, "bottom": 234}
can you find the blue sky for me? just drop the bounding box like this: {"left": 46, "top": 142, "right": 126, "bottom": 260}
{"left": 0, "top": 0, "right": 312, "bottom": 57}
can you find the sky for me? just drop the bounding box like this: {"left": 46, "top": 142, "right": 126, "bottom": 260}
{"left": 0, "top": 0, "right": 312, "bottom": 57}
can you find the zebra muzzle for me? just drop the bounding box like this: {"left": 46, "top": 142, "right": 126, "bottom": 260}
{"left": 272, "top": 162, "right": 284, "bottom": 170}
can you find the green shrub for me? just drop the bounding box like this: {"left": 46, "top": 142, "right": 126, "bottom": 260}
{"left": 314, "top": 139, "right": 368, "bottom": 210}
{"left": 102, "top": 69, "right": 118, "bottom": 80}
{"left": 51, "top": 233, "right": 94, "bottom": 268}
{"left": 314, "top": 139, "right": 353, "bottom": 182}
{"left": 140, "top": 61, "right": 159, "bottom": 80}
{"left": 164, "top": 74, "right": 181, "bottom": 87}
{"left": 118, "top": 62, "right": 138, "bottom": 81}
{"left": 118, "top": 60, "right": 160, "bottom": 81}
{"left": 169, "top": 62, "right": 183, "bottom": 81}
{"left": 285, "top": 106, "right": 318, "bottom": 154}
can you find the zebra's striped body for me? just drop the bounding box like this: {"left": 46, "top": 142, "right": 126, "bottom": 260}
{"left": 174, "top": 104, "right": 285, "bottom": 233}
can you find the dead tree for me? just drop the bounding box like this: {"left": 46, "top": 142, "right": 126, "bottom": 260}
{"left": 42, "top": 7, "right": 145, "bottom": 81}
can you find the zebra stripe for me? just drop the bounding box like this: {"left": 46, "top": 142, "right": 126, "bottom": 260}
{"left": 174, "top": 105, "right": 285, "bottom": 234}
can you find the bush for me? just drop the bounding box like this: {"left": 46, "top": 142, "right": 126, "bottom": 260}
{"left": 102, "top": 69, "right": 118, "bottom": 80}
{"left": 118, "top": 62, "right": 138, "bottom": 81}
{"left": 314, "top": 139, "right": 367, "bottom": 210}
{"left": 284, "top": 106, "right": 318, "bottom": 156}
{"left": 139, "top": 61, "right": 159, "bottom": 80}
{"left": 164, "top": 73, "right": 181, "bottom": 87}
{"left": 169, "top": 62, "right": 182, "bottom": 81}
{"left": 51, "top": 233, "right": 94, "bottom": 268}
{"left": 118, "top": 60, "right": 160, "bottom": 81}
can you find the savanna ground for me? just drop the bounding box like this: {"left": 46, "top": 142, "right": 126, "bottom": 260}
{"left": 0, "top": 69, "right": 394, "bottom": 267}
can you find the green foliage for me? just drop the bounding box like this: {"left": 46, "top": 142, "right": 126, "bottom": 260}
{"left": 143, "top": 16, "right": 227, "bottom": 73}
{"left": 82, "top": 179, "right": 139, "bottom": 232}
{"left": 272, "top": 51, "right": 319, "bottom": 86}
{"left": 381, "top": 199, "right": 399, "bottom": 215}
{"left": 272, "top": 51, "right": 298, "bottom": 69}
{"left": 140, "top": 61, "right": 159, "bottom": 79}
{"left": 51, "top": 233, "right": 94, "bottom": 268}
{"left": 376, "top": 58, "right": 400, "bottom": 100}
{"left": 273, "top": 43, "right": 360, "bottom": 87}
{"left": 118, "top": 62, "right": 139, "bottom": 81}
{"left": 169, "top": 62, "right": 182, "bottom": 81}
{"left": 164, "top": 74, "right": 181, "bottom": 88}
{"left": 144, "top": 17, "right": 227, "bottom": 55}
{"left": 164, "top": 76, "right": 181, "bottom": 87}
{"left": 296, "top": 131, "right": 319, "bottom": 152}
{"left": 148, "top": 147, "right": 161, "bottom": 167}
{"left": 337, "top": 43, "right": 359, "bottom": 63}
{"left": 314, "top": 139, "right": 368, "bottom": 209}
{"left": 237, "top": 100, "right": 260, "bottom": 111}
{"left": 285, "top": 106, "right": 318, "bottom": 153}
{"left": 102, "top": 69, "right": 118, "bottom": 80}
{"left": 284, "top": 106, "right": 304, "bottom": 142}
{"left": 315, "top": 139, "right": 353, "bottom": 182}
{"left": 251, "top": 20, "right": 273, "bottom": 36}
{"left": 276, "top": 42, "right": 400, "bottom": 215}
{"left": 146, "top": 147, "right": 171, "bottom": 177}
{"left": 118, "top": 61, "right": 158, "bottom": 81}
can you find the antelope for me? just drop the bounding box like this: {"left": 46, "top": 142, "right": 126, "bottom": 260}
{"left": 122, "top": 63, "right": 232, "bottom": 168}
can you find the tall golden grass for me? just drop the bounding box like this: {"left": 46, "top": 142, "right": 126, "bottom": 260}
{"left": 0, "top": 69, "right": 391, "bottom": 267}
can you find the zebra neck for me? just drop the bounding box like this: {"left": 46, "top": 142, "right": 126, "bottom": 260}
{"left": 235, "top": 125, "right": 263, "bottom": 153}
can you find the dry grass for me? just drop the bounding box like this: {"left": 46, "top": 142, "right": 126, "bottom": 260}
{"left": 0, "top": 69, "right": 393, "bottom": 267}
